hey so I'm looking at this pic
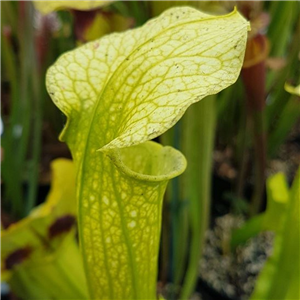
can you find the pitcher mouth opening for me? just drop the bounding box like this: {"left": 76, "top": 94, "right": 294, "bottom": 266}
{"left": 105, "top": 141, "right": 187, "bottom": 182}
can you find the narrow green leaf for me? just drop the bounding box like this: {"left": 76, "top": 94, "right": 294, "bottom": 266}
{"left": 268, "top": 95, "right": 300, "bottom": 158}
{"left": 180, "top": 94, "right": 216, "bottom": 299}
{"left": 231, "top": 172, "right": 289, "bottom": 248}
{"left": 284, "top": 82, "right": 300, "bottom": 96}
{"left": 263, "top": 173, "right": 289, "bottom": 230}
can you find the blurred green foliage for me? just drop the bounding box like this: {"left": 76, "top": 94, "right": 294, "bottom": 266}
{"left": 251, "top": 169, "right": 300, "bottom": 300}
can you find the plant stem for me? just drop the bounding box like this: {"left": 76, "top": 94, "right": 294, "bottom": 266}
{"left": 236, "top": 96, "right": 250, "bottom": 199}
{"left": 242, "top": 55, "right": 267, "bottom": 216}
{"left": 250, "top": 109, "right": 266, "bottom": 216}
{"left": 129, "top": 1, "right": 148, "bottom": 26}
{"left": 266, "top": 17, "right": 300, "bottom": 128}
{"left": 25, "top": 2, "right": 43, "bottom": 214}
{"left": 180, "top": 95, "right": 216, "bottom": 299}
{"left": 170, "top": 123, "right": 182, "bottom": 286}
{"left": 1, "top": 21, "right": 23, "bottom": 217}
{"left": 268, "top": 95, "right": 300, "bottom": 158}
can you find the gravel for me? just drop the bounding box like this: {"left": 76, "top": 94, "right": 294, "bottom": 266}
{"left": 199, "top": 214, "right": 274, "bottom": 300}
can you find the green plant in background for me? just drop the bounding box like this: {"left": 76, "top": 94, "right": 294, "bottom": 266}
{"left": 251, "top": 169, "right": 300, "bottom": 300}
{"left": 46, "top": 6, "right": 249, "bottom": 299}
{"left": 230, "top": 168, "right": 300, "bottom": 299}
{"left": 33, "top": 0, "right": 111, "bottom": 14}
{"left": 1, "top": 0, "right": 129, "bottom": 222}
{"left": 33, "top": 0, "right": 133, "bottom": 43}
{"left": 231, "top": 172, "right": 289, "bottom": 249}
{"left": 1, "top": 1, "right": 42, "bottom": 218}
{"left": 284, "top": 80, "right": 300, "bottom": 97}
{"left": 1, "top": 159, "right": 88, "bottom": 300}
{"left": 266, "top": 2, "right": 300, "bottom": 159}
{"left": 214, "top": 1, "right": 300, "bottom": 214}
{"left": 268, "top": 50, "right": 300, "bottom": 158}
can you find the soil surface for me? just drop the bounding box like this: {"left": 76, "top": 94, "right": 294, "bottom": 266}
{"left": 199, "top": 214, "right": 274, "bottom": 300}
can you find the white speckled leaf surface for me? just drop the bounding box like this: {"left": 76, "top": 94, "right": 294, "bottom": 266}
{"left": 47, "top": 7, "right": 249, "bottom": 151}
{"left": 46, "top": 7, "right": 249, "bottom": 299}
